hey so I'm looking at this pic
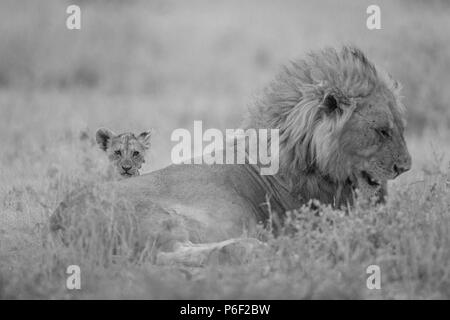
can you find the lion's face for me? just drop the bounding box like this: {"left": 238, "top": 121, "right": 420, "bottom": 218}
{"left": 247, "top": 46, "right": 412, "bottom": 205}
{"left": 338, "top": 89, "right": 411, "bottom": 200}
{"left": 95, "top": 128, "right": 152, "bottom": 178}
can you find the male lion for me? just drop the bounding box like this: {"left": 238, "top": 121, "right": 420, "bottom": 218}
{"left": 95, "top": 128, "right": 152, "bottom": 178}
{"left": 50, "top": 46, "right": 411, "bottom": 265}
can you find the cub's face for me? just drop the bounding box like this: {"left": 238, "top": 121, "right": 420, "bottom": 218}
{"left": 95, "top": 128, "right": 152, "bottom": 178}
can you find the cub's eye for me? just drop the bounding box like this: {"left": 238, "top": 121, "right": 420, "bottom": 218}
{"left": 377, "top": 128, "right": 391, "bottom": 139}
{"left": 114, "top": 150, "right": 122, "bottom": 156}
{"left": 133, "top": 151, "right": 140, "bottom": 157}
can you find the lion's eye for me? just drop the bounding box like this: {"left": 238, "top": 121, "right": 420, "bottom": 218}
{"left": 114, "top": 150, "right": 122, "bottom": 156}
{"left": 377, "top": 128, "right": 391, "bottom": 139}
{"left": 133, "top": 151, "right": 140, "bottom": 157}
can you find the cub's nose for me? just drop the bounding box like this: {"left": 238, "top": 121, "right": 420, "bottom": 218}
{"left": 122, "top": 164, "right": 132, "bottom": 172}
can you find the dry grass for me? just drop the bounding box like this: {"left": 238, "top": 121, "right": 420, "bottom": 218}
{"left": 1, "top": 0, "right": 450, "bottom": 299}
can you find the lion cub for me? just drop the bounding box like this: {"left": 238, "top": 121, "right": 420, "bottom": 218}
{"left": 95, "top": 127, "right": 152, "bottom": 178}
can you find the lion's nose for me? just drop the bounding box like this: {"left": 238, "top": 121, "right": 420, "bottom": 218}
{"left": 393, "top": 157, "right": 411, "bottom": 177}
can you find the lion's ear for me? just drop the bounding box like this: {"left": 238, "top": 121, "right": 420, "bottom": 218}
{"left": 321, "top": 93, "right": 341, "bottom": 115}
{"left": 138, "top": 129, "right": 152, "bottom": 149}
{"left": 95, "top": 127, "right": 115, "bottom": 151}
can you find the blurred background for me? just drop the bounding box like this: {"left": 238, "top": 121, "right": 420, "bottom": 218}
{"left": 1, "top": 0, "right": 450, "bottom": 300}
{"left": 0, "top": 0, "right": 449, "bottom": 174}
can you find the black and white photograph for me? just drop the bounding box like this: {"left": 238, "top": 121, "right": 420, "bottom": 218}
{"left": 1, "top": 0, "right": 450, "bottom": 304}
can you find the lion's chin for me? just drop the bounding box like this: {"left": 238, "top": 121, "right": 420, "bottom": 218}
{"left": 353, "top": 171, "right": 385, "bottom": 202}
{"left": 359, "top": 170, "right": 381, "bottom": 187}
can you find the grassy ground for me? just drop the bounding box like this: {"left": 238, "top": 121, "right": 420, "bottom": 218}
{"left": 1, "top": 0, "right": 450, "bottom": 299}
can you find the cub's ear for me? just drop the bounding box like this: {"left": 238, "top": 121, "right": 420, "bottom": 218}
{"left": 392, "top": 79, "right": 402, "bottom": 93}
{"left": 137, "top": 129, "right": 152, "bottom": 149}
{"left": 95, "top": 127, "right": 115, "bottom": 151}
{"left": 387, "top": 72, "right": 402, "bottom": 92}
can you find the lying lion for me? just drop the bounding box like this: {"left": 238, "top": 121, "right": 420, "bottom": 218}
{"left": 95, "top": 128, "right": 152, "bottom": 178}
{"left": 51, "top": 46, "right": 411, "bottom": 266}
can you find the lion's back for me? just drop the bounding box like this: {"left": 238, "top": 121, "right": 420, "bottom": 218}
{"left": 50, "top": 163, "right": 261, "bottom": 243}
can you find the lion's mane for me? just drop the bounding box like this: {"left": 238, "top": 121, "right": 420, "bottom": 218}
{"left": 243, "top": 46, "right": 403, "bottom": 205}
